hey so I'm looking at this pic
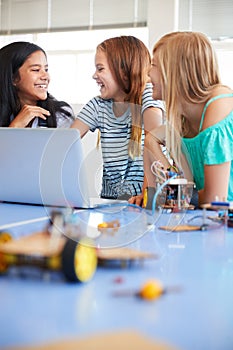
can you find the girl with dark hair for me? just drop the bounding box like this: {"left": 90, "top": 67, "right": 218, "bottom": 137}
{"left": 0, "top": 41, "right": 74, "bottom": 127}
{"left": 72, "top": 36, "right": 164, "bottom": 200}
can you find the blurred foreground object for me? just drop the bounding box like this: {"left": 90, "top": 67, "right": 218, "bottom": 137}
{"left": 0, "top": 228, "right": 97, "bottom": 283}
{"left": 113, "top": 279, "right": 182, "bottom": 301}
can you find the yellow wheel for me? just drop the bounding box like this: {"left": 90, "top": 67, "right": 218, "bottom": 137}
{"left": 0, "top": 231, "right": 12, "bottom": 244}
{"left": 0, "top": 231, "right": 12, "bottom": 273}
{"left": 61, "top": 238, "right": 97, "bottom": 282}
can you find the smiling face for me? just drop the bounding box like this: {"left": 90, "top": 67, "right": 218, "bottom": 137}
{"left": 92, "top": 48, "right": 126, "bottom": 102}
{"left": 149, "top": 51, "right": 163, "bottom": 101}
{"left": 14, "top": 50, "right": 50, "bottom": 106}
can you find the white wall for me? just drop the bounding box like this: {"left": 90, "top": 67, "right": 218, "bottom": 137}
{"left": 147, "top": 0, "right": 179, "bottom": 51}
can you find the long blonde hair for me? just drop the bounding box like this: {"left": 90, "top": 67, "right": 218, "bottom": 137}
{"left": 153, "top": 31, "right": 221, "bottom": 168}
{"left": 97, "top": 36, "right": 151, "bottom": 158}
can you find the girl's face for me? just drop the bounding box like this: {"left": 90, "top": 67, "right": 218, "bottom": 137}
{"left": 149, "top": 51, "right": 163, "bottom": 101}
{"left": 14, "top": 50, "right": 50, "bottom": 105}
{"left": 93, "top": 49, "right": 126, "bottom": 102}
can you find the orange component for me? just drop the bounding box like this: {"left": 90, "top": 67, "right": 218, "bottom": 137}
{"left": 97, "top": 220, "right": 120, "bottom": 234}
{"left": 138, "top": 279, "right": 164, "bottom": 300}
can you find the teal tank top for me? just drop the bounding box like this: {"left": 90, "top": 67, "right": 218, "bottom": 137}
{"left": 182, "top": 93, "right": 233, "bottom": 200}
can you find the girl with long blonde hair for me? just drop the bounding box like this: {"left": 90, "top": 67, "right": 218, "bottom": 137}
{"left": 145, "top": 31, "right": 233, "bottom": 206}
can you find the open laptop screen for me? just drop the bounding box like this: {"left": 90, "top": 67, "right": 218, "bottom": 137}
{"left": 0, "top": 128, "right": 90, "bottom": 208}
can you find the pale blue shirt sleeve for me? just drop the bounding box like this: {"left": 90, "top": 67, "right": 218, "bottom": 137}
{"left": 56, "top": 105, "right": 75, "bottom": 128}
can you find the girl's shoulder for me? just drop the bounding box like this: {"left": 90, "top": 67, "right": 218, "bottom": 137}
{"left": 81, "top": 96, "right": 112, "bottom": 112}
{"left": 201, "top": 85, "right": 233, "bottom": 130}
{"left": 89, "top": 95, "right": 112, "bottom": 106}
{"left": 209, "top": 85, "right": 233, "bottom": 98}
{"left": 207, "top": 85, "right": 233, "bottom": 103}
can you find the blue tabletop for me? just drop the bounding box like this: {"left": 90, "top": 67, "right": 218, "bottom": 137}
{"left": 0, "top": 203, "right": 233, "bottom": 350}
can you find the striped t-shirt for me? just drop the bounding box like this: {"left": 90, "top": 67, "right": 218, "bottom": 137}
{"left": 77, "top": 83, "right": 164, "bottom": 198}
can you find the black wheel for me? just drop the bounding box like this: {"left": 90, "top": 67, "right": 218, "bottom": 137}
{"left": 61, "top": 238, "right": 97, "bottom": 282}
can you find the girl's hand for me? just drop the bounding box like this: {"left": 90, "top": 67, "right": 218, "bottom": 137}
{"left": 9, "top": 105, "right": 50, "bottom": 128}
{"left": 128, "top": 194, "right": 144, "bottom": 207}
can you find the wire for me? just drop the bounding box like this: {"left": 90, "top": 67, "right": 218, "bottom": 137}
{"left": 151, "top": 160, "right": 166, "bottom": 183}
{"left": 93, "top": 202, "right": 144, "bottom": 212}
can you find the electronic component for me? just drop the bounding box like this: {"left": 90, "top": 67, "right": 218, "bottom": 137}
{"left": 144, "top": 161, "right": 194, "bottom": 212}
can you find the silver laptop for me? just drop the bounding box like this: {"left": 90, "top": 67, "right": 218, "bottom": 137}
{"left": 0, "top": 127, "right": 92, "bottom": 208}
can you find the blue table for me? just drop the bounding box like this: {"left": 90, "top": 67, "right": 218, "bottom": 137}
{"left": 0, "top": 202, "right": 233, "bottom": 350}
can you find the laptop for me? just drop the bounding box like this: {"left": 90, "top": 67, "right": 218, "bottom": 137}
{"left": 0, "top": 127, "right": 94, "bottom": 208}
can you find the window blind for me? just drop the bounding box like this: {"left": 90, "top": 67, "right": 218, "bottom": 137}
{"left": 179, "top": 0, "right": 233, "bottom": 39}
{"left": 0, "top": 0, "right": 232, "bottom": 39}
{"left": 0, "top": 0, "right": 147, "bottom": 34}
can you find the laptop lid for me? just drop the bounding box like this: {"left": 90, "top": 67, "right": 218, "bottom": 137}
{"left": 0, "top": 127, "right": 91, "bottom": 208}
